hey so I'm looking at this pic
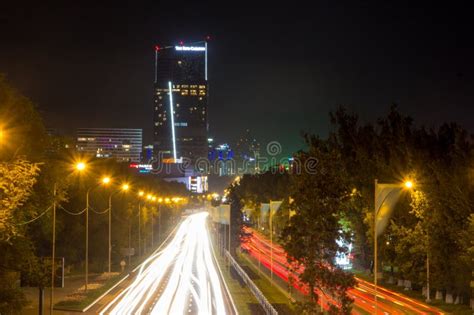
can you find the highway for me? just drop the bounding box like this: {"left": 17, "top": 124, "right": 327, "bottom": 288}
{"left": 241, "top": 226, "right": 445, "bottom": 315}
{"left": 99, "top": 212, "right": 235, "bottom": 315}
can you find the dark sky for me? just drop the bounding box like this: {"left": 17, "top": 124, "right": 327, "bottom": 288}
{"left": 1, "top": 2, "right": 473, "bottom": 156}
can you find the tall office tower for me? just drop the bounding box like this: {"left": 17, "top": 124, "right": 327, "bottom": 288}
{"left": 153, "top": 40, "right": 209, "bottom": 163}
{"left": 76, "top": 128, "right": 143, "bottom": 162}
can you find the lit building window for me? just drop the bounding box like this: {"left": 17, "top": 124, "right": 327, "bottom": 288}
{"left": 199, "top": 90, "right": 206, "bottom": 96}
{"left": 191, "top": 90, "right": 197, "bottom": 96}
{"left": 181, "top": 90, "right": 189, "bottom": 96}
{"left": 199, "top": 85, "right": 206, "bottom": 89}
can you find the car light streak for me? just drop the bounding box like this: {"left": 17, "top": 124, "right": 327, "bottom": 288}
{"left": 242, "top": 227, "right": 444, "bottom": 315}
{"left": 101, "top": 212, "right": 227, "bottom": 314}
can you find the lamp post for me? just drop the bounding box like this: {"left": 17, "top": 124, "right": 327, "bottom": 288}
{"left": 85, "top": 186, "right": 91, "bottom": 292}
{"left": 50, "top": 183, "right": 57, "bottom": 315}
{"left": 373, "top": 179, "right": 413, "bottom": 312}
{"left": 100, "top": 177, "right": 112, "bottom": 274}
{"left": 158, "top": 198, "right": 163, "bottom": 242}
{"left": 151, "top": 196, "right": 157, "bottom": 250}
{"left": 73, "top": 162, "right": 93, "bottom": 292}
{"left": 104, "top": 179, "right": 128, "bottom": 274}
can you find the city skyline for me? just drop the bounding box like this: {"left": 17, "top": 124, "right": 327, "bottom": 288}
{"left": 1, "top": 3, "right": 473, "bottom": 157}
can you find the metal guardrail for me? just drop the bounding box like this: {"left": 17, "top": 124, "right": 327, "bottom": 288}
{"left": 225, "top": 250, "right": 278, "bottom": 315}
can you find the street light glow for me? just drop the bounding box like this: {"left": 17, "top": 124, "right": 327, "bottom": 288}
{"left": 76, "top": 162, "right": 86, "bottom": 171}
{"left": 404, "top": 181, "right": 414, "bottom": 189}
{"left": 102, "top": 177, "right": 111, "bottom": 185}
{"left": 122, "top": 184, "right": 130, "bottom": 191}
{"left": 138, "top": 191, "right": 145, "bottom": 197}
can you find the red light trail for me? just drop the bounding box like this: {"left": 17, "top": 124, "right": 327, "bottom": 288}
{"left": 241, "top": 227, "right": 444, "bottom": 315}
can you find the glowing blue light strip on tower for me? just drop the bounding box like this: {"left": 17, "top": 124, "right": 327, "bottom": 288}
{"left": 168, "top": 81, "right": 177, "bottom": 161}
{"left": 205, "top": 42, "right": 208, "bottom": 81}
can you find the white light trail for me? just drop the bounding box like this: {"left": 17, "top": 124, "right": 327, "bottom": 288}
{"left": 100, "top": 212, "right": 227, "bottom": 315}
{"left": 168, "top": 81, "right": 177, "bottom": 161}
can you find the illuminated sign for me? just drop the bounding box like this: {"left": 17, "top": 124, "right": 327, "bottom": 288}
{"left": 129, "top": 163, "right": 153, "bottom": 170}
{"left": 175, "top": 46, "right": 206, "bottom": 51}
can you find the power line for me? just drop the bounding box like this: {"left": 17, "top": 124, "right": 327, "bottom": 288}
{"left": 90, "top": 206, "right": 110, "bottom": 215}
{"left": 16, "top": 205, "right": 52, "bottom": 225}
{"left": 59, "top": 205, "right": 87, "bottom": 216}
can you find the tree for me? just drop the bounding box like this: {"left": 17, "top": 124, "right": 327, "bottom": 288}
{"left": 282, "top": 135, "right": 356, "bottom": 314}
{"left": 0, "top": 158, "right": 40, "bottom": 241}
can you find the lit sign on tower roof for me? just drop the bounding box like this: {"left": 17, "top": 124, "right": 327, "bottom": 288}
{"left": 175, "top": 46, "right": 206, "bottom": 51}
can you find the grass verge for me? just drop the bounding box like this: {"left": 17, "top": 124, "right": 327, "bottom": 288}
{"left": 54, "top": 274, "right": 124, "bottom": 311}
{"left": 238, "top": 252, "right": 296, "bottom": 315}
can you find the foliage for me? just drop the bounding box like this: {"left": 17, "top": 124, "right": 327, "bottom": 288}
{"left": 282, "top": 136, "right": 356, "bottom": 314}
{"left": 0, "top": 158, "right": 40, "bottom": 241}
{"left": 0, "top": 76, "right": 189, "bottom": 312}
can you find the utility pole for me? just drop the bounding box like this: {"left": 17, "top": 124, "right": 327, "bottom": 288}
{"left": 138, "top": 202, "right": 141, "bottom": 257}
{"left": 108, "top": 194, "right": 112, "bottom": 274}
{"left": 374, "top": 179, "right": 378, "bottom": 313}
{"left": 128, "top": 221, "right": 131, "bottom": 267}
{"left": 85, "top": 189, "right": 90, "bottom": 292}
{"left": 426, "top": 228, "right": 431, "bottom": 302}
{"left": 50, "top": 183, "right": 57, "bottom": 314}
{"left": 151, "top": 207, "right": 154, "bottom": 249}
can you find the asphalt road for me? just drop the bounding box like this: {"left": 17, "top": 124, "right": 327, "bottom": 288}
{"left": 97, "top": 212, "right": 236, "bottom": 315}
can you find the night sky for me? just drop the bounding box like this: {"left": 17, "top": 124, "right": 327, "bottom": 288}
{"left": 1, "top": 2, "right": 473, "bottom": 156}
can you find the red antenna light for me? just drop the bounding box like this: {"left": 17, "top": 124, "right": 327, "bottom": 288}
{"left": 155, "top": 45, "right": 160, "bottom": 51}
{"left": 206, "top": 35, "right": 211, "bottom": 41}
{"left": 179, "top": 40, "right": 184, "bottom": 45}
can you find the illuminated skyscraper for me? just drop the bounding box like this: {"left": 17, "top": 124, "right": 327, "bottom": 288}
{"left": 153, "top": 40, "right": 209, "bottom": 162}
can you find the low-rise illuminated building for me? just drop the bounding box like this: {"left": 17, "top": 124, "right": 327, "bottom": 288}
{"left": 76, "top": 128, "right": 142, "bottom": 162}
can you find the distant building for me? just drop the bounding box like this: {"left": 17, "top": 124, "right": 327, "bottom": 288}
{"left": 153, "top": 40, "right": 209, "bottom": 162}
{"left": 142, "top": 144, "right": 154, "bottom": 162}
{"left": 76, "top": 128, "right": 142, "bottom": 162}
{"left": 235, "top": 129, "right": 260, "bottom": 174}
{"left": 208, "top": 143, "right": 235, "bottom": 176}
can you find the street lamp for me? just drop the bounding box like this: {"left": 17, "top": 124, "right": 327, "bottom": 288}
{"left": 137, "top": 191, "right": 150, "bottom": 257}
{"left": 373, "top": 179, "right": 414, "bottom": 311}
{"left": 100, "top": 177, "right": 112, "bottom": 275}
{"left": 50, "top": 182, "right": 57, "bottom": 315}
{"left": 76, "top": 162, "right": 86, "bottom": 171}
